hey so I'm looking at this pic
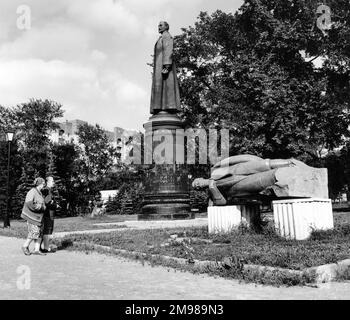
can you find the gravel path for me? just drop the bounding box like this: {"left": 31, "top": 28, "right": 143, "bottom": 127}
{"left": 1, "top": 236, "right": 350, "bottom": 300}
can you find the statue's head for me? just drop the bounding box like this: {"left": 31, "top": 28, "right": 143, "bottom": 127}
{"left": 192, "top": 178, "right": 209, "bottom": 190}
{"left": 158, "top": 21, "right": 169, "bottom": 34}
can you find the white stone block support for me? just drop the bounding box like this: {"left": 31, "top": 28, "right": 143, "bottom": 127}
{"left": 273, "top": 198, "right": 333, "bottom": 240}
{"left": 208, "top": 204, "right": 260, "bottom": 234}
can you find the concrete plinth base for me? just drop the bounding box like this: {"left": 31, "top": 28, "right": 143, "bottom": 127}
{"left": 273, "top": 198, "right": 334, "bottom": 240}
{"left": 139, "top": 111, "right": 191, "bottom": 221}
{"left": 208, "top": 204, "right": 261, "bottom": 234}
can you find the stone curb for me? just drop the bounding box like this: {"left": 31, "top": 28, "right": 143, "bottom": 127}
{"left": 72, "top": 241, "right": 213, "bottom": 268}
{"left": 66, "top": 242, "right": 350, "bottom": 284}
{"left": 58, "top": 242, "right": 313, "bottom": 284}
{"left": 53, "top": 228, "right": 130, "bottom": 238}
{"left": 305, "top": 259, "right": 350, "bottom": 283}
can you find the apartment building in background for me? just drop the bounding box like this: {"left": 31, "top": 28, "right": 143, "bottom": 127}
{"left": 49, "top": 119, "right": 138, "bottom": 162}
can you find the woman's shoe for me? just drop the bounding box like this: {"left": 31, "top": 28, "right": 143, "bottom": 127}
{"left": 22, "top": 246, "right": 31, "bottom": 256}
{"left": 40, "top": 249, "right": 54, "bottom": 253}
{"left": 32, "top": 251, "right": 46, "bottom": 256}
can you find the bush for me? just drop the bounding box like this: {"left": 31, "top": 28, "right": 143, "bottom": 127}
{"left": 310, "top": 223, "right": 350, "bottom": 241}
{"left": 105, "top": 182, "right": 144, "bottom": 215}
{"left": 190, "top": 189, "right": 208, "bottom": 212}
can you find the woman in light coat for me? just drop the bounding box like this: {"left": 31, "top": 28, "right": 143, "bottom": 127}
{"left": 21, "top": 177, "right": 47, "bottom": 255}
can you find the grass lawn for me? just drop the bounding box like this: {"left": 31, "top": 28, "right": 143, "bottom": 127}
{"left": 0, "top": 214, "right": 136, "bottom": 239}
{"left": 50, "top": 211, "right": 350, "bottom": 286}
{"left": 2, "top": 212, "right": 349, "bottom": 270}
{"left": 59, "top": 222, "right": 350, "bottom": 271}
{"left": 54, "top": 216, "right": 350, "bottom": 286}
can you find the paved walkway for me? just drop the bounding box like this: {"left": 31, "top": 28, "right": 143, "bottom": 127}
{"left": 1, "top": 236, "right": 350, "bottom": 300}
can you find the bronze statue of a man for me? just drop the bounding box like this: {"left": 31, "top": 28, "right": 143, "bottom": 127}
{"left": 150, "top": 21, "right": 181, "bottom": 114}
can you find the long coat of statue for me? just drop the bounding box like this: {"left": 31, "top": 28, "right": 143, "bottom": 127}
{"left": 150, "top": 30, "right": 181, "bottom": 114}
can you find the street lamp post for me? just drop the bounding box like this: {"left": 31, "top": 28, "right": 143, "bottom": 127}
{"left": 4, "top": 131, "right": 14, "bottom": 228}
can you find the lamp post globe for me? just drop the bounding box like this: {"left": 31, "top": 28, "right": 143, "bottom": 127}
{"left": 6, "top": 132, "right": 14, "bottom": 142}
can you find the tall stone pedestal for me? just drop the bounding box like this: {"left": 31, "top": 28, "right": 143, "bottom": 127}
{"left": 273, "top": 198, "right": 333, "bottom": 240}
{"left": 138, "top": 111, "right": 192, "bottom": 220}
{"left": 208, "top": 204, "right": 261, "bottom": 234}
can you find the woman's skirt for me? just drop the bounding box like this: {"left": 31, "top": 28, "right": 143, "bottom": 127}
{"left": 27, "top": 222, "right": 44, "bottom": 240}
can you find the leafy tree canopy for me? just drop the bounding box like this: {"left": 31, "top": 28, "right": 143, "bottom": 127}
{"left": 174, "top": 0, "right": 350, "bottom": 162}
{"left": 77, "top": 123, "right": 118, "bottom": 180}
{"left": 14, "top": 99, "right": 63, "bottom": 148}
{"left": 13, "top": 99, "right": 64, "bottom": 175}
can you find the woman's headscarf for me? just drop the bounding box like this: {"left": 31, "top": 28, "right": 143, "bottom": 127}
{"left": 33, "top": 177, "right": 45, "bottom": 187}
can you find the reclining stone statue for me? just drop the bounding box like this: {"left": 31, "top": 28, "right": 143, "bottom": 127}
{"left": 192, "top": 154, "right": 328, "bottom": 206}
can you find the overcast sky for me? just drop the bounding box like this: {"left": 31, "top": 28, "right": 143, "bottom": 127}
{"left": 0, "top": 0, "right": 243, "bottom": 131}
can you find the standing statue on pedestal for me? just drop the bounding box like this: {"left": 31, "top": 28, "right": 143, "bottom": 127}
{"left": 150, "top": 21, "right": 181, "bottom": 114}
{"left": 193, "top": 154, "right": 328, "bottom": 206}
{"left": 140, "top": 21, "right": 191, "bottom": 220}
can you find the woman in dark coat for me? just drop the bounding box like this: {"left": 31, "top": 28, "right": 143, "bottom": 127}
{"left": 41, "top": 176, "right": 56, "bottom": 253}
{"left": 21, "top": 177, "right": 46, "bottom": 255}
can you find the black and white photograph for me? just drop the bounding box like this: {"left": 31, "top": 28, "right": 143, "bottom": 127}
{"left": 0, "top": 0, "right": 350, "bottom": 306}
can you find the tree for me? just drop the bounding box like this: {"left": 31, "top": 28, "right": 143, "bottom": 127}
{"left": 0, "top": 105, "right": 16, "bottom": 130}
{"left": 11, "top": 166, "right": 33, "bottom": 218}
{"left": 51, "top": 142, "right": 81, "bottom": 215}
{"left": 0, "top": 106, "right": 23, "bottom": 221}
{"left": 105, "top": 195, "right": 119, "bottom": 214}
{"left": 99, "top": 165, "right": 146, "bottom": 215}
{"left": 0, "top": 142, "right": 7, "bottom": 221}
{"left": 1, "top": 100, "right": 64, "bottom": 219}
{"left": 74, "top": 123, "right": 119, "bottom": 212}
{"left": 13, "top": 99, "right": 64, "bottom": 177}
{"left": 107, "top": 181, "right": 144, "bottom": 215}
{"left": 323, "top": 152, "right": 345, "bottom": 200}
{"left": 77, "top": 123, "right": 118, "bottom": 181}
{"left": 174, "top": 1, "right": 350, "bottom": 163}
{"left": 46, "top": 150, "right": 64, "bottom": 213}
{"left": 323, "top": 141, "right": 350, "bottom": 201}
